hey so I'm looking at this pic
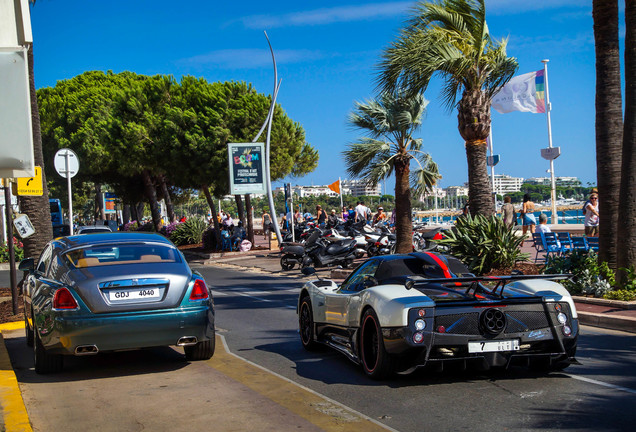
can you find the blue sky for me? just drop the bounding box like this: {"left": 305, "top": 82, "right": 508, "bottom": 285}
{"left": 30, "top": 0, "right": 605, "bottom": 194}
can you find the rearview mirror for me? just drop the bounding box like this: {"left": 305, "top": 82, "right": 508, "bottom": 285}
{"left": 301, "top": 267, "right": 316, "bottom": 276}
{"left": 18, "top": 258, "right": 35, "bottom": 272}
{"left": 362, "top": 275, "right": 378, "bottom": 288}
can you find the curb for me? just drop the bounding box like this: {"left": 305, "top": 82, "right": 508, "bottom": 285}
{"left": 577, "top": 311, "right": 636, "bottom": 334}
{"left": 0, "top": 321, "right": 33, "bottom": 432}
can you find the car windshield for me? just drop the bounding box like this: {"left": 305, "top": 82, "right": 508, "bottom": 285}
{"left": 65, "top": 243, "right": 181, "bottom": 268}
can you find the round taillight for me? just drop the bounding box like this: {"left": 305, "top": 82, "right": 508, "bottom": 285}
{"left": 413, "top": 332, "right": 424, "bottom": 344}
{"left": 415, "top": 319, "right": 426, "bottom": 330}
{"left": 437, "top": 326, "right": 446, "bottom": 334}
{"left": 53, "top": 287, "right": 78, "bottom": 310}
{"left": 554, "top": 303, "right": 562, "bottom": 312}
{"left": 417, "top": 309, "right": 426, "bottom": 317}
{"left": 563, "top": 325, "right": 572, "bottom": 336}
{"left": 557, "top": 313, "right": 568, "bottom": 324}
{"left": 190, "top": 279, "right": 209, "bottom": 301}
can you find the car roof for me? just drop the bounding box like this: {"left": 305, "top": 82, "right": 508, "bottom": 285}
{"left": 59, "top": 232, "right": 173, "bottom": 249}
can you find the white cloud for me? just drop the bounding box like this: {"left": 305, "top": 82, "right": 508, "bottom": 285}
{"left": 178, "top": 48, "right": 325, "bottom": 69}
{"left": 239, "top": 2, "right": 412, "bottom": 29}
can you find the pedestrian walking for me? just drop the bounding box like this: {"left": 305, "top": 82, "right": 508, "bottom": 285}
{"left": 521, "top": 194, "right": 536, "bottom": 235}
{"left": 316, "top": 205, "right": 326, "bottom": 228}
{"left": 262, "top": 211, "right": 271, "bottom": 239}
{"left": 584, "top": 193, "right": 599, "bottom": 237}
{"left": 501, "top": 196, "right": 516, "bottom": 228}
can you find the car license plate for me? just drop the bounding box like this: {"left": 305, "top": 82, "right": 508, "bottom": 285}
{"left": 468, "top": 339, "right": 520, "bottom": 353}
{"left": 109, "top": 288, "right": 160, "bottom": 301}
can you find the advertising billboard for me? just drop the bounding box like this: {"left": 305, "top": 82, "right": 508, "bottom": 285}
{"left": 227, "top": 142, "right": 266, "bottom": 195}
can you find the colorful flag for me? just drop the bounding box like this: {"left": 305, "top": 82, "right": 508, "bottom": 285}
{"left": 491, "top": 70, "right": 545, "bottom": 114}
{"left": 328, "top": 179, "right": 340, "bottom": 194}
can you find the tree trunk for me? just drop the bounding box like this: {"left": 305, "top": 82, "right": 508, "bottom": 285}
{"left": 202, "top": 185, "right": 222, "bottom": 247}
{"left": 617, "top": 0, "right": 636, "bottom": 286}
{"left": 394, "top": 158, "right": 412, "bottom": 254}
{"left": 160, "top": 176, "right": 175, "bottom": 223}
{"left": 235, "top": 195, "right": 246, "bottom": 227}
{"left": 122, "top": 204, "right": 131, "bottom": 225}
{"left": 594, "top": 0, "right": 623, "bottom": 269}
{"left": 18, "top": 44, "right": 52, "bottom": 260}
{"left": 141, "top": 170, "right": 162, "bottom": 231}
{"left": 245, "top": 194, "right": 254, "bottom": 245}
{"left": 94, "top": 183, "right": 104, "bottom": 221}
{"left": 457, "top": 89, "right": 494, "bottom": 216}
{"left": 136, "top": 202, "right": 145, "bottom": 222}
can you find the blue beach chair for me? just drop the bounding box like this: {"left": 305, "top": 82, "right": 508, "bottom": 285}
{"left": 542, "top": 232, "right": 563, "bottom": 260}
{"left": 571, "top": 236, "right": 588, "bottom": 252}
{"left": 557, "top": 232, "right": 573, "bottom": 254}
{"left": 587, "top": 236, "right": 599, "bottom": 252}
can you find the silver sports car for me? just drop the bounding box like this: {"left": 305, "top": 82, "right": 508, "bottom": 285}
{"left": 20, "top": 232, "right": 215, "bottom": 374}
{"left": 298, "top": 252, "right": 578, "bottom": 379}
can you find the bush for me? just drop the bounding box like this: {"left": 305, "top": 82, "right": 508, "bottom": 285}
{"left": 170, "top": 217, "right": 206, "bottom": 246}
{"left": 437, "top": 214, "right": 528, "bottom": 275}
{"left": 159, "top": 221, "right": 181, "bottom": 240}
{"left": 543, "top": 250, "right": 613, "bottom": 297}
{"left": 0, "top": 237, "right": 24, "bottom": 263}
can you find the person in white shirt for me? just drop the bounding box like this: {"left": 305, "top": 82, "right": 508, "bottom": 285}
{"left": 584, "top": 193, "right": 599, "bottom": 237}
{"left": 535, "top": 213, "right": 551, "bottom": 234}
{"left": 355, "top": 202, "right": 368, "bottom": 223}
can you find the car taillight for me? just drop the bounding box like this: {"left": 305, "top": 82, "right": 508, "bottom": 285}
{"left": 433, "top": 233, "right": 443, "bottom": 240}
{"left": 190, "top": 279, "right": 209, "bottom": 301}
{"left": 53, "top": 287, "right": 78, "bottom": 309}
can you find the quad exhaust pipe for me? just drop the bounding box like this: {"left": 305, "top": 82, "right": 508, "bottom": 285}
{"left": 75, "top": 345, "right": 99, "bottom": 355}
{"left": 177, "top": 336, "right": 197, "bottom": 346}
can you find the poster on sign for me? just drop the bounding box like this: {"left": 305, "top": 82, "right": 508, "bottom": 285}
{"left": 227, "top": 143, "right": 266, "bottom": 195}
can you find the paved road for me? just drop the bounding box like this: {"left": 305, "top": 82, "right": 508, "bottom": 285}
{"left": 201, "top": 266, "right": 636, "bottom": 431}
{"left": 4, "top": 266, "right": 636, "bottom": 431}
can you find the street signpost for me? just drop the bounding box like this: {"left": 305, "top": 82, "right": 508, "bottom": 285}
{"left": 16, "top": 165, "right": 43, "bottom": 196}
{"left": 54, "top": 148, "right": 79, "bottom": 235}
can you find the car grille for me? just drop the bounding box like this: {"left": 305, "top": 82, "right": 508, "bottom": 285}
{"left": 435, "top": 308, "right": 550, "bottom": 336}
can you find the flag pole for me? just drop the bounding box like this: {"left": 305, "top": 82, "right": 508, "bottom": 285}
{"left": 338, "top": 177, "right": 343, "bottom": 214}
{"left": 542, "top": 59, "right": 558, "bottom": 224}
{"left": 488, "top": 127, "right": 496, "bottom": 210}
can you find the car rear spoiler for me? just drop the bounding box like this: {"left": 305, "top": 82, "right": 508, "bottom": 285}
{"left": 404, "top": 274, "right": 572, "bottom": 299}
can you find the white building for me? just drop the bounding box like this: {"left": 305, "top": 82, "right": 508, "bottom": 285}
{"left": 525, "top": 176, "right": 581, "bottom": 187}
{"left": 341, "top": 179, "right": 381, "bottom": 197}
{"left": 444, "top": 186, "right": 469, "bottom": 197}
{"left": 492, "top": 174, "right": 524, "bottom": 194}
{"left": 274, "top": 185, "right": 349, "bottom": 198}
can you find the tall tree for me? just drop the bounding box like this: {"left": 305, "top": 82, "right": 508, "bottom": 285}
{"left": 593, "top": 0, "right": 623, "bottom": 269}
{"left": 617, "top": 0, "right": 636, "bottom": 285}
{"left": 344, "top": 92, "right": 440, "bottom": 253}
{"left": 377, "top": 0, "right": 517, "bottom": 216}
{"left": 19, "top": 38, "right": 52, "bottom": 259}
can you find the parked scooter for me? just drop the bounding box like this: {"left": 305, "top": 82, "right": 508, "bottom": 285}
{"left": 302, "top": 229, "right": 359, "bottom": 269}
{"left": 280, "top": 242, "right": 306, "bottom": 270}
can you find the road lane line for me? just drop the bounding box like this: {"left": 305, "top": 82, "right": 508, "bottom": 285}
{"left": 206, "top": 334, "right": 397, "bottom": 432}
{"left": 214, "top": 288, "right": 297, "bottom": 309}
{"left": 0, "top": 324, "right": 33, "bottom": 432}
{"left": 566, "top": 374, "right": 636, "bottom": 395}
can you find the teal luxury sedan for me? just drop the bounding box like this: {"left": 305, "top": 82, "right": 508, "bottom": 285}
{"left": 20, "top": 232, "right": 215, "bottom": 374}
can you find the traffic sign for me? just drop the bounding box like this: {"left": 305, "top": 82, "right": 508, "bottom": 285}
{"left": 54, "top": 148, "right": 79, "bottom": 178}
{"left": 13, "top": 213, "right": 35, "bottom": 238}
{"left": 17, "top": 165, "right": 43, "bottom": 196}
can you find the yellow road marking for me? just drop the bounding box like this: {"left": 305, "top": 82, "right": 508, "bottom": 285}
{"left": 0, "top": 323, "right": 33, "bottom": 432}
{"left": 206, "top": 335, "right": 393, "bottom": 432}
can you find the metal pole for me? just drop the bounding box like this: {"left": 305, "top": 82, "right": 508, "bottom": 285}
{"left": 65, "top": 151, "right": 74, "bottom": 235}
{"left": 4, "top": 181, "right": 18, "bottom": 314}
{"left": 542, "top": 59, "right": 558, "bottom": 224}
{"left": 488, "top": 130, "right": 497, "bottom": 209}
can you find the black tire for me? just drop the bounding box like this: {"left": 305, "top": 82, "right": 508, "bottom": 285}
{"left": 359, "top": 309, "right": 393, "bottom": 379}
{"left": 184, "top": 337, "right": 215, "bottom": 361}
{"left": 25, "top": 310, "right": 33, "bottom": 347}
{"left": 344, "top": 259, "right": 355, "bottom": 269}
{"left": 299, "top": 296, "right": 318, "bottom": 350}
{"left": 34, "top": 329, "right": 63, "bottom": 374}
{"left": 280, "top": 255, "right": 296, "bottom": 271}
{"left": 367, "top": 247, "right": 377, "bottom": 258}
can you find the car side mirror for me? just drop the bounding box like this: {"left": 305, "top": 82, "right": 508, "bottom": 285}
{"left": 18, "top": 258, "right": 35, "bottom": 272}
{"left": 301, "top": 267, "right": 316, "bottom": 277}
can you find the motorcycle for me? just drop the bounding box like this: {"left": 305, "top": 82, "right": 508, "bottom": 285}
{"left": 302, "top": 229, "right": 359, "bottom": 269}
{"left": 279, "top": 241, "right": 307, "bottom": 271}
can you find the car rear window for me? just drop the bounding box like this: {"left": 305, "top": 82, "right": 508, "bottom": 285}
{"left": 65, "top": 243, "right": 181, "bottom": 268}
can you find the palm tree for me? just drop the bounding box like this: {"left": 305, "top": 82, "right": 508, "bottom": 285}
{"left": 19, "top": 1, "right": 53, "bottom": 260}
{"left": 617, "top": 0, "right": 636, "bottom": 285}
{"left": 593, "top": 0, "right": 623, "bottom": 270}
{"left": 344, "top": 92, "right": 440, "bottom": 254}
{"left": 377, "top": 0, "right": 517, "bottom": 216}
